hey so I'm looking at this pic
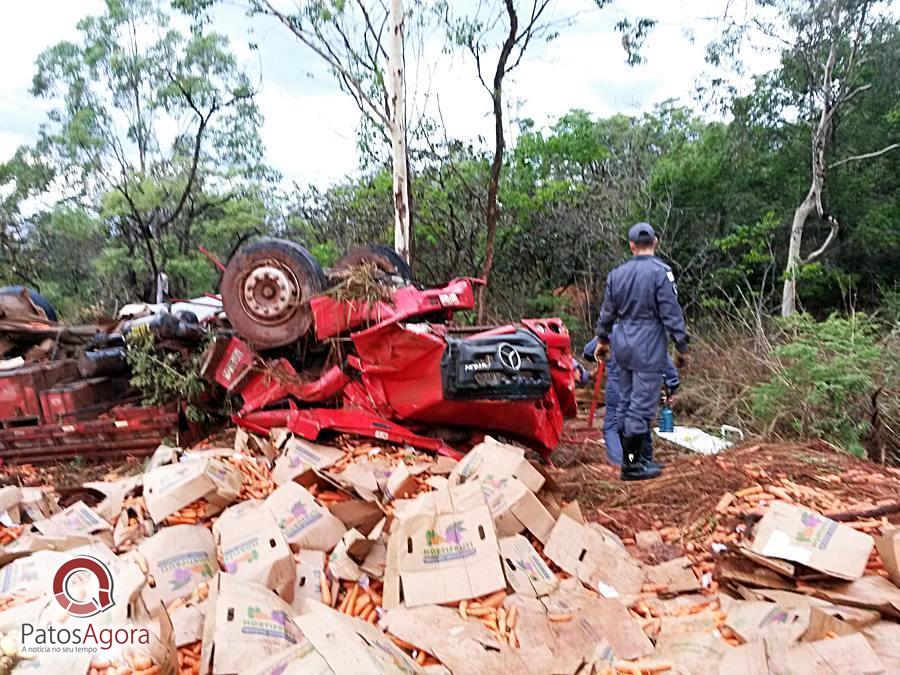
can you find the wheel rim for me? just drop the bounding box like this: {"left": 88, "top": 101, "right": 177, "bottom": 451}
{"left": 240, "top": 262, "right": 300, "bottom": 324}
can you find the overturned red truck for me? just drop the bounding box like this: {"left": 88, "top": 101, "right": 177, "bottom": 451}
{"left": 203, "top": 239, "right": 578, "bottom": 459}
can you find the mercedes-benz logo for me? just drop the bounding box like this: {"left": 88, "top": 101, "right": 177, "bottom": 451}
{"left": 497, "top": 342, "right": 522, "bottom": 372}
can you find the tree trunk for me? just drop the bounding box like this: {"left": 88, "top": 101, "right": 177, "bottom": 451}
{"left": 388, "top": 0, "right": 411, "bottom": 264}
{"left": 476, "top": 0, "right": 518, "bottom": 323}
{"left": 781, "top": 189, "right": 816, "bottom": 316}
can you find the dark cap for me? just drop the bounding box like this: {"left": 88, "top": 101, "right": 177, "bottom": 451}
{"left": 628, "top": 222, "right": 656, "bottom": 245}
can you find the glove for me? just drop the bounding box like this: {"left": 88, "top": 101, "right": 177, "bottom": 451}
{"left": 674, "top": 349, "right": 689, "bottom": 371}
{"left": 593, "top": 340, "right": 610, "bottom": 362}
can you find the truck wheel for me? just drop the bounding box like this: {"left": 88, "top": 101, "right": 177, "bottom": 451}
{"left": 220, "top": 238, "right": 325, "bottom": 349}
{"left": 0, "top": 286, "right": 58, "bottom": 322}
{"left": 333, "top": 244, "right": 413, "bottom": 282}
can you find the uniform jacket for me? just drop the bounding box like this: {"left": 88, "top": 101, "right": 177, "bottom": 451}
{"left": 595, "top": 255, "right": 689, "bottom": 372}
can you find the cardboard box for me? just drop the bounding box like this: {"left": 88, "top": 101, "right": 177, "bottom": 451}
{"left": 723, "top": 600, "right": 809, "bottom": 648}
{"left": 0, "top": 486, "right": 22, "bottom": 525}
{"left": 170, "top": 603, "right": 205, "bottom": 647}
{"left": 143, "top": 458, "right": 243, "bottom": 524}
{"left": 543, "top": 514, "right": 645, "bottom": 596}
{"left": 479, "top": 473, "right": 556, "bottom": 543}
{"left": 18, "top": 487, "right": 58, "bottom": 523}
{"left": 808, "top": 574, "right": 900, "bottom": 619}
{"left": 749, "top": 501, "right": 874, "bottom": 580}
{"left": 138, "top": 524, "right": 217, "bottom": 612}
{"left": 499, "top": 535, "right": 558, "bottom": 597}
{"left": 200, "top": 573, "right": 305, "bottom": 674}
{"left": 766, "top": 632, "right": 884, "bottom": 674}
{"left": 264, "top": 481, "right": 346, "bottom": 552}
{"left": 654, "top": 631, "right": 731, "bottom": 675}
{"left": 718, "top": 641, "right": 768, "bottom": 675}
{"left": 384, "top": 461, "right": 417, "bottom": 501}
{"left": 644, "top": 556, "right": 702, "bottom": 595}
{"left": 862, "top": 621, "right": 900, "bottom": 674}
{"left": 450, "top": 436, "right": 544, "bottom": 493}
{"left": 213, "top": 501, "right": 296, "bottom": 602}
{"left": 83, "top": 475, "right": 141, "bottom": 523}
{"left": 327, "top": 521, "right": 386, "bottom": 582}
{"left": 291, "top": 549, "right": 325, "bottom": 608}
{"left": 291, "top": 604, "right": 425, "bottom": 674}
{"left": 874, "top": 526, "right": 900, "bottom": 585}
{"left": 33, "top": 500, "right": 111, "bottom": 538}
{"left": 271, "top": 437, "right": 345, "bottom": 486}
{"left": 381, "top": 604, "right": 528, "bottom": 675}
{"left": 384, "top": 482, "right": 505, "bottom": 608}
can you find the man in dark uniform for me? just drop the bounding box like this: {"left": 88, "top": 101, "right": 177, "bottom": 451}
{"left": 594, "top": 222, "right": 690, "bottom": 481}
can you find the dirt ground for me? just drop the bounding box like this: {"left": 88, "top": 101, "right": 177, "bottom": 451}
{"left": 550, "top": 408, "right": 900, "bottom": 544}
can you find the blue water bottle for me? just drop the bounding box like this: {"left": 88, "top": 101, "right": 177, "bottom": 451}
{"left": 658, "top": 386, "right": 675, "bottom": 432}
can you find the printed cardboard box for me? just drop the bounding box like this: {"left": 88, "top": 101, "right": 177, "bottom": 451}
{"left": 749, "top": 501, "right": 874, "bottom": 580}
{"left": 291, "top": 604, "right": 425, "bottom": 674}
{"left": 291, "top": 549, "right": 325, "bottom": 609}
{"left": 213, "top": 500, "right": 295, "bottom": 602}
{"left": 33, "top": 501, "right": 112, "bottom": 541}
{"left": 143, "top": 459, "right": 243, "bottom": 524}
{"left": 384, "top": 482, "right": 505, "bottom": 608}
{"left": 543, "top": 514, "right": 645, "bottom": 596}
{"left": 200, "top": 573, "right": 305, "bottom": 675}
{"left": 271, "top": 437, "right": 345, "bottom": 486}
{"left": 723, "top": 600, "right": 809, "bottom": 648}
{"left": 138, "top": 524, "right": 218, "bottom": 612}
{"left": 0, "top": 549, "right": 67, "bottom": 595}
{"left": 264, "top": 481, "right": 345, "bottom": 552}
{"left": 499, "top": 535, "right": 558, "bottom": 597}
{"left": 653, "top": 631, "right": 730, "bottom": 675}
{"left": 479, "top": 473, "right": 555, "bottom": 542}
{"left": 449, "top": 436, "right": 544, "bottom": 493}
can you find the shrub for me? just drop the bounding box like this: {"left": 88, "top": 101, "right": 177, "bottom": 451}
{"left": 751, "top": 313, "right": 885, "bottom": 457}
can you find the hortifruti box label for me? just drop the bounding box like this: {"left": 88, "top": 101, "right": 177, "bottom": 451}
{"left": 139, "top": 524, "right": 217, "bottom": 611}
{"left": 389, "top": 481, "right": 505, "bottom": 607}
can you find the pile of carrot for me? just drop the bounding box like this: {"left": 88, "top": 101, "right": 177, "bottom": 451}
{"left": 88, "top": 652, "right": 159, "bottom": 675}
{"left": 0, "top": 526, "right": 22, "bottom": 546}
{"left": 165, "top": 499, "right": 210, "bottom": 526}
{"left": 176, "top": 641, "right": 201, "bottom": 675}
{"left": 457, "top": 590, "right": 521, "bottom": 647}
{"left": 167, "top": 582, "right": 209, "bottom": 613}
{"left": 225, "top": 456, "right": 276, "bottom": 500}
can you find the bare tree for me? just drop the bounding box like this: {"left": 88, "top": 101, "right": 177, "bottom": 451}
{"left": 442, "top": 0, "right": 559, "bottom": 321}
{"left": 246, "top": 0, "right": 415, "bottom": 262}
{"left": 707, "top": 0, "right": 898, "bottom": 316}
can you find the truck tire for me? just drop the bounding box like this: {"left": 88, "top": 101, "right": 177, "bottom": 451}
{"left": 0, "top": 286, "right": 58, "bottom": 322}
{"left": 333, "top": 244, "right": 413, "bottom": 282}
{"left": 220, "top": 238, "right": 325, "bottom": 350}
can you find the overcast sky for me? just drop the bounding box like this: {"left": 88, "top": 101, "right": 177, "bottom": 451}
{"left": 0, "top": 0, "right": 779, "bottom": 188}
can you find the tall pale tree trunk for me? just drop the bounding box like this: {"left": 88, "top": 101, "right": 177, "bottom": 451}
{"left": 388, "top": 0, "right": 411, "bottom": 264}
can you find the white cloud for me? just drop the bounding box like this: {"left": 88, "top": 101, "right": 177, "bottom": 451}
{"left": 0, "top": 0, "right": 780, "bottom": 189}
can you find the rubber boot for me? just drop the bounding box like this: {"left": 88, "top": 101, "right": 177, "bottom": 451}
{"left": 640, "top": 432, "right": 664, "bottom": 470}
{"left": 620, "top": 434, "right": 661, "bottom": 481}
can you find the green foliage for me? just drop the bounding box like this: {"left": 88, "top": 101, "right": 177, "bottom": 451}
{"left": 125, "top": 329, "right": 213, "bottom": 422}
{"left": 751, "top": 314, "right": 885, "bottom": 456}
